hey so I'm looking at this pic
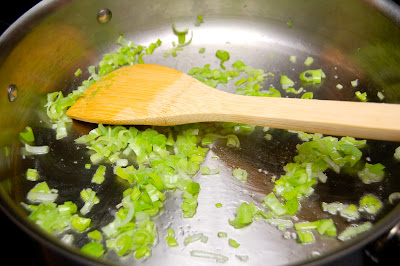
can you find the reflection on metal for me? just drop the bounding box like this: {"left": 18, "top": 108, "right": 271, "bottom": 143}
{"left": 97, "top": 8, "right": 112, "bottom": 24}
{"left": 7, "top": 84, "right": 17, "bottom": 102}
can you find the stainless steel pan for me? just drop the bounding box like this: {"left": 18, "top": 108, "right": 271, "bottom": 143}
{"left": 1, "top": 0, "right": 400, "bottom": 265}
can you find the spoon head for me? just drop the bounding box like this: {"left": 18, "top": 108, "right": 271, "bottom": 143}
{"left": 66, "top": 64, "right": 200, "bottom": 125}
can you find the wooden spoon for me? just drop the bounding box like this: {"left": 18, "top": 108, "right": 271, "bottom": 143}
{"left": 66, "top": 64, "right": 400, "bottom": 141}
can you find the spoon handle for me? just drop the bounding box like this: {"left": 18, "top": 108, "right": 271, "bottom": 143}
{"left": 192, "top": 91, "right": 400, "bottom": 141}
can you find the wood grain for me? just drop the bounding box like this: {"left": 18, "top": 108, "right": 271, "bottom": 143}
{"left": 66, "top": 64, "right": 400, "bottom": 141}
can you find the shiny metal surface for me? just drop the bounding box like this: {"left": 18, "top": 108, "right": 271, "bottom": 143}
{"left": 1, "top": 0, "right": 400, "bottom": 265}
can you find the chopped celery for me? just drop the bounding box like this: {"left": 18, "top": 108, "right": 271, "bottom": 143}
{"left": 199, "top": 47, "right": 206, "bottom": 53}
{"left": 377, "top": 91, "right": 385, "bottom": 100}
{"left": 289, "top": 55, "right": 296, "bottom": 63}
{"left": 215, "top": 203, "right": 223, "bottom": 208}
{"left": 24, "top": 143, "right": 49, "bottom": 155}
{"left": 280, "top": 75, "right": 295, "bottom": 91}
{"left": 351, "top": 79, "right": 358, "bottom": 87}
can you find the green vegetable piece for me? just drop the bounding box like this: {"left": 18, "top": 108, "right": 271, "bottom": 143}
{"left": 359, "top": 195, "right": 382, "bottom": 215}
{"left": 216, "top": 50, "right": 230, "bottom": 70}
{"left": 355, "top": 91, "right": 367, "bottom": 102}
{"left": 195, "top": 15, "right": 204, "bottom": 26}
{"left": 20, "top": 126, "right": 35, "bottom": 143}
{"left": 92, "top": 165, "right": 106, "bottom": 184}
{"left": 74, "top": 68, "right": 82, "bottom": 77}
{"left": 165, "top": 228, "right": 178, "bottom": 247}
{"left": 72, "top": 216, "right": 91, "bottom": 232}
{"left": 395, "top": 146, "right": 400, "bottom": 160}
{"left": 228, "top": 238, "right": 240, "bottom": 248}
{"left": 218, "top": 232, "right": 228, "bottom": 238}
{"left": 172, "top": 24, "right": 188, "bottom": 44}
{"left": 229, "top": 202, "right": 258, "bottom": 228}
{"left": 299, "top": 69, "right": 326, "bottom": 84}
{"left": 280, "top": 75, "right": 295, "bottom": 91}
{"left": 297, "top": 231, "right": 315, "bottom": 244}
{"left": 215, "top": 203, "right": 223, "bottom": 208}
{"left": 232, "top": 168, "right": 248, "bottom": 182}
{"left": 301, "top": 92, "right": 313, "bottom": 99}
{"left": 26, "top": 168, "right": 39, "bottom": 181}
{"left": 304, "top": 57, "right": 314, "bottom": 66}
{"left": 338, "top": 222, "right": 372, "bottom": 241}
{"left": 88, "top": 230, "right": 103, "bottom": 241}
{"left": 81, "top": 242, "right": 104, "bottom": 258}
{"left": 187, "top": 182, "right": 200, "bottom": 195}
{"left": 358, "top": 163, "right": 385, "bottom": 184}
{"left": 199, "top": 47, "right": 206, "bottom": 53}
{"left": 263, "top": 193, "right": 287, "bottom": 216}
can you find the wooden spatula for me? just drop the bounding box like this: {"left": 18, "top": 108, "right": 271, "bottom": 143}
{"left": 66, "top": 64, "right": 400, "bottom": 141}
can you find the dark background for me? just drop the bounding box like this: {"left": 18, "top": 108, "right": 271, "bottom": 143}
{"left": 1, "top": 1, "right": 400, "bottom": 265}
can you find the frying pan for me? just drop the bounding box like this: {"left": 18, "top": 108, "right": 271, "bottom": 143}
{"left": 1, "top": 0, "right": 400, "bottom": 265}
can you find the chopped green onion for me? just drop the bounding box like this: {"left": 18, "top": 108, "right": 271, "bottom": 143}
{"left": 19, "top": 126, "right": 35, "bottom": 143}
{"left": 201, "top": 166, "right": 221, "bottom": 175}
{"left": 355, "top": 91, "right": 367, "bottom": 102}
{"left": 338, "top": 222, "right": 372, "bottom": 241}
{"left": 351, "top": 79, "right": 358, "bottom": 87}
{"left": 395, "top": 146, "right": 400, "bottom": 160}
{"left": 359, "top": 195, "right": 382, "bottom": 215}
{"left": 280, "top": 75, "right": 295, "bottom": 91}
{"left": 229, "top": 202, "right": 258, "bottom": 228}
{"left": 339, "top": 204, "right": 359, "bottom": 221}
{"left": 232, "top": 168, "right": 248, "bottom": 182}
{"left": 194, "top": 15, "right": 204, "bottom": 26}
{"left": 297, "top": 231, "right": 315, "bottom": 244}
{"left": 184, "top": 233, "right": 204, "bottom": 246}
{"left": 299, "top": 69, "right": 326, "bottom": 84}
{"left": 92, "top": 165, "right": 106, "bottom": 184}
{"left": 301, "top": 92, "right": 313, "bottom": 99}
{"left": 72, "top": 216, "right": 91, "bottom": 232}
{"left": 336, "top": 84, "right": 343, "bottom": 89}
{"left": 377, "top": 91, "right": 385, "bottom": 100}
{"left": 235, "top": 255, "right": 249, "bottom": 262}
{"left": 229, "top": 238, "right": 240, "bottom": 248}
{"left": 26, "top": 168, "right": 39, "bottom": 181}
{"left": 190, "top": 250, "right": 229, "bottom": 263}
{"left": 199, "top": 47, "right": 206, "bottom": 53}
{"left": 25, "top": 143, "right": 49, "bottom": 155}
{"left": 80, "top": 188, "right": 100, "bottom": 215}
{"left": 88, "top": 230, "right": 103, "bottom": 241}
{"left": 289, "top": 55, "right": 296, "bottom": 63}
{"left": 85, "top": 164, "right": 91, "bottom": 169}
{"left": 218, "top": 232, "right": 228, "bottom": 238}
{"left": 216, "top": 50, "right": 230, "bottom": 70}
{"left": 357, "top": 163, "right": 385, "bottom": 184}
{"left": 80, "top": 242, "right": 104, "bottom": 258}
{"left": 27, "top": 182, "right": 58, "bottom": 203}
{"left": 165, "top": 228, "right": 178, "bottom": 247}
{"left": 304, "top": 57, "right": 314, "bottom": 66}
{"left": 74, "top": 68, "right": 82, "bottom": 77}
{"left": 215, "top": 203, "right": 223, "bottom": 208}
{"left": 389, "top": 192, "right": 400, "bottom": 204}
